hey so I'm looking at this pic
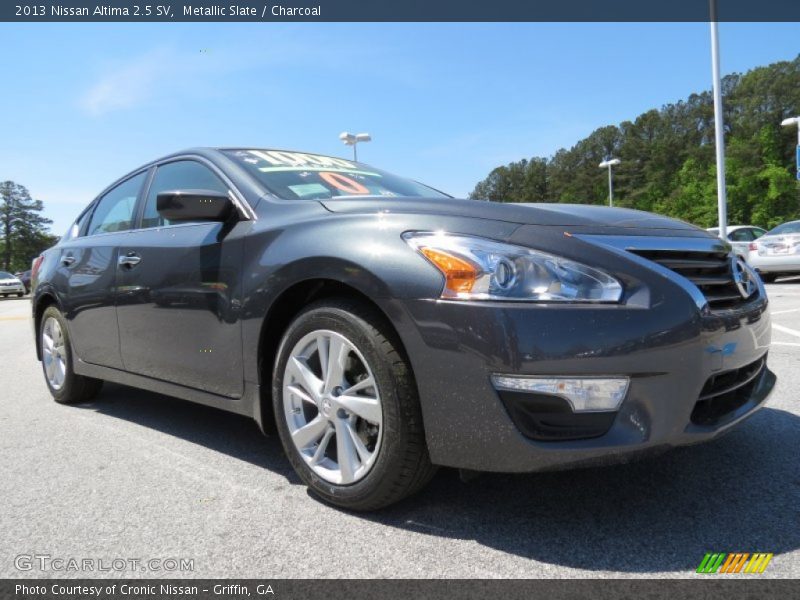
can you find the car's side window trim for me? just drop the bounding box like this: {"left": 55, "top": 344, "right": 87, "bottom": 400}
{"left": 135, "top": 155, "right": 254, "bottom": 230}
{"left": 83, "top": 169, "right": 150, "bottom": 238}
{"left": 133, "top": 166, "right": 158, "bottom": 231}
{"left": 65, "top": 203, "right": 96, "bottom": 240}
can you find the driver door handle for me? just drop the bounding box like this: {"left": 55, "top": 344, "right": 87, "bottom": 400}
{"left": 118, "top": 252, "right": 141, "bottom": 268}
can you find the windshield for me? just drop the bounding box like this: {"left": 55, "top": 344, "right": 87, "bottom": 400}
{"left": 767, "top": 221, "right": 800, "bottom": 236}
{"left": 223, "top": 149, "right": 449, "bottom": 201}
{"left": 0, "top": 271, "right": 14, "bottom": 279}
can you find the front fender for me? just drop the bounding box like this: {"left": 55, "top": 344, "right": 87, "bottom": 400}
{"left": 237, "top": 209, "right": 519, "bottom": 384}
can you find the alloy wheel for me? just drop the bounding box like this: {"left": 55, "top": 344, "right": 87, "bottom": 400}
{"left": 282, "top": 329, "right": 383, "bottom": 485}
{"left": 42, "top": 317, "right": 67, "bottom": 391}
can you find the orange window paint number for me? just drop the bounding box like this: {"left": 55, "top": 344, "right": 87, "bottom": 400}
{"left": 319, "top": 172, "right": 370, "bottom": 195}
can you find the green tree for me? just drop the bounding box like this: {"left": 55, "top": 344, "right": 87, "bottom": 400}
{"left": 470, "top": 54, "right": 800, "bottom": 228}
{"left": 0, "top": 181, "right": 56, "bottom": 272}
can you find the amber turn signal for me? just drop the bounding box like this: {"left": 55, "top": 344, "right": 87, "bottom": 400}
{"left": 420, "top": 247, "right": 479, "bottom": 297}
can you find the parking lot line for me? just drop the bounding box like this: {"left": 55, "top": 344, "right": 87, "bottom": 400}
{"left": 772, "top": 308, "right": 800, "bottom": 315}
{"left": 773, "top": 323, "right": 800, "bottom": 338}
{"left": 772, "top": 341, "right": 800, "bottom": 347}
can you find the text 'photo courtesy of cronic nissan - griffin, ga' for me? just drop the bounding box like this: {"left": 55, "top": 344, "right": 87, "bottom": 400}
{"left": 30, "top": 148, "right": 774, "bottom": 510}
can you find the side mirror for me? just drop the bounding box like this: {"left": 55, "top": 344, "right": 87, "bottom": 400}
{"left": 156, "top": 189, "right": 235, "bottom": 222}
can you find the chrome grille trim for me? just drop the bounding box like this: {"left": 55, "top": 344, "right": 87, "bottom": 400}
{"left": 626, "top": 248, "right": 749, "bottom": 310}
{"left": 574, "top": 234, "right": 763, "bottom": 312}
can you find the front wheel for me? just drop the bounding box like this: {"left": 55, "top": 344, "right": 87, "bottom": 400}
{"left": 16, "top": 292, "right": 24, "bottom": 298}
{"left": 39, "top": 306, "right": 103, "bottom": 404}
{"left": 760, "top": 273, "right": 777, "bottom": 283}
{"left": 272, "top": 298, "right": 436, "bottom": 510}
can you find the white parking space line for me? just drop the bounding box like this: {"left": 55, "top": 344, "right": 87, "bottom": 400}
{"left": 772, "top": 308, "right": 800, "bottom": 315}
{"left": 773, "top": 323, "right": 800, "bottom": 338}
{"left": 772, "top": 342, "right": 800, "bottom": 347}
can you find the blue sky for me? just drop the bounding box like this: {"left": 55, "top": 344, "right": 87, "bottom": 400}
{"left": 0, "top": 22, "right": 798, "bottom": 234}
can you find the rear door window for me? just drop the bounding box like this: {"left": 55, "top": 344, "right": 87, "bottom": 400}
{"left": 87, "top": 172, "right": 146, "bottom": 236}
{"left": 729, "top": 229, "right": 753, "bottom": 242}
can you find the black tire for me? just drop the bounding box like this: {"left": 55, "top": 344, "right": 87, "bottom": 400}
{"left": 272, "top": 297, "right": 436, "bottom": 511}
{"left": 1, "top": 294, "right": 7, "bottom": 298}
{"left": 16, "top": 292, "right": 24, "bottom": 298}
{"left": 760, "top": 273, "right": 777, "bottom": 283}
{"left": 39, "top": 306, "right": 103, "bottom": 404}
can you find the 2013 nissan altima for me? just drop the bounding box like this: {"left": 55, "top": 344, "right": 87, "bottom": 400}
{"left": 31, "top": 148, "right": 775, "bottom": 510}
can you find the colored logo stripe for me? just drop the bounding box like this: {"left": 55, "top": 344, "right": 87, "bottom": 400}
{"left": 697, "top": 553, "right": 773, "bottom": 574}
{"left": 697, "top": 553, "right": 725, "bottom": 573}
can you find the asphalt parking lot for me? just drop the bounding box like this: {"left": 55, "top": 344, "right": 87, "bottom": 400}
{"left": 1, "top": 280, "right": 799, "bottom": 579}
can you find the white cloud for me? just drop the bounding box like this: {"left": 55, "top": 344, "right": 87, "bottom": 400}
{"left": 80, "top": 49, "right": 169, "bottom": 116}
{"left": 77, "top": 30, "right": 421, "bottom": 118}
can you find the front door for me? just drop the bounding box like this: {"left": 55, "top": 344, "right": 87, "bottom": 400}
{"left": 114, "top": 159, "right": 246, "bottom": 398}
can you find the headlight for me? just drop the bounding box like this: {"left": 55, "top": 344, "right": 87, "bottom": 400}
{"left": 403, "top": 232, "right": 623, "bottom": 302}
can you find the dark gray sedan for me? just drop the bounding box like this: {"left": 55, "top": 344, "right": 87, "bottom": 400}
{"left": 31, "top": 148, "right": 775, "bottom": 510}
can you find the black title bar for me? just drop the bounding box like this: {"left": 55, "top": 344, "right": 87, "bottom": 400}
{"left": 5, "top": 579, "right": 800, "bottom": 600}
{"left": 3, "top": 0, "right": 800, "bottom": 22}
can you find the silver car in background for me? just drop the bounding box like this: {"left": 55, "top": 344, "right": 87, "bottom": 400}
{"left": 707, "top": 225, "right": 767, "bottom": 261}
{"left": 0, "top": 271, "right": 26, "bottom": 297}
{"left": 748, "top": 220, "right": 800, "bottom": 282}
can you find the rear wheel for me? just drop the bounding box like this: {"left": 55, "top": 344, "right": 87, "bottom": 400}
{"left": 40, "top": 306, "right": 103, "bottom": 404}
{"left": 16, "top": 292, "right": 24, "bottom": 297}
{"left": 272, "top": 298, "right": 435, "bottom": 510}
{"left": 760, "top": 273, "right": 777, "bottom": 283}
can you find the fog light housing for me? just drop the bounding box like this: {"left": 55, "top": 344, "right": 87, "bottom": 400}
{"left": 491, "top": 375, "right": 629, "bottom": 412}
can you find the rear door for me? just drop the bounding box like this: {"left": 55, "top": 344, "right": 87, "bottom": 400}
{"left": 114, "top": 159, "right": 247, "bottom": 398}
{"left": 55, "top": 171, "right": 147, "bottom": 369}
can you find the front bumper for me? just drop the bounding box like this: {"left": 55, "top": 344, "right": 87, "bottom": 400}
{"left": 0, "top": 284, "right": 25, "bottom": 294}
{"left": 388, "top": 279, "right": 774, "bottom": 473}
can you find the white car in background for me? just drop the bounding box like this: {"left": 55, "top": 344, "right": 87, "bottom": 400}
{"left": 0, "top": 271, "right": 26, "bottom": 297}
{"left": 706, "top": 225, "right": 767, "bottom": 261}
{"left": 748, "top": 220, "right": 800, "bottom": 283}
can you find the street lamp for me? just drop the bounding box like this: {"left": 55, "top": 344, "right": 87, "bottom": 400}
{"left": 709, "top": 1, "right": 728, "bottom": 239}
{"left": 339, "top": 131, "right": 371, "bottom": 161}
{"left": 781, "top": 117, "right": 800, "bottom": 181}
{"left": 598, "top": 158, "right": 621, "bottom": 207}
{"left": 781, "top": 117, "right": 800, "bottom": 143}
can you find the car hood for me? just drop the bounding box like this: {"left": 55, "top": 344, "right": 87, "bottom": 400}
{"left": 320, "top": 197, "right": 709, "bottom": 236}
{"left": 0, "top": 279, "right": 21, "bottom": 284}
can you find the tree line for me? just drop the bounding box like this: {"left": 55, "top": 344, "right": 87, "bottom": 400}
{"left": 470, "top": 55, "right": 800, "bottom": 230}
{"left": 1, "top": 181, "right": 58, "bottom": 273}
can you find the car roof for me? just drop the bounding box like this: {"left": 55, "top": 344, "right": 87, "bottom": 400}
{"left": 766, "top": 220, "right": 800, "bottom": 231}
{"left": 87, "top": 146, "right": 369, "bottom": 216}
{"left": 706, "top": 225, "right": 760, "bottom": 232}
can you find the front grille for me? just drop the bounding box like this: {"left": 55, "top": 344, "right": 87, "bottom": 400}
{"left": 628, "top": 249, "right": 748, "bottom": 310}
{"left": 690, "top": 356, "right": 766, "bottom": 426}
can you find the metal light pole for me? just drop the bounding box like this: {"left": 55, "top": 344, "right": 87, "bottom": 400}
{"left": 781, "top": 117, "right": 800, "bottom": 181}
{"left": 710, "top": 1, "right": 728, "bottom": 239}
{"left": 339, "top": 132, "right": 371, "bottom": 161}
{"left": 598, "top": 158, "right": 621, "bottom": 207}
